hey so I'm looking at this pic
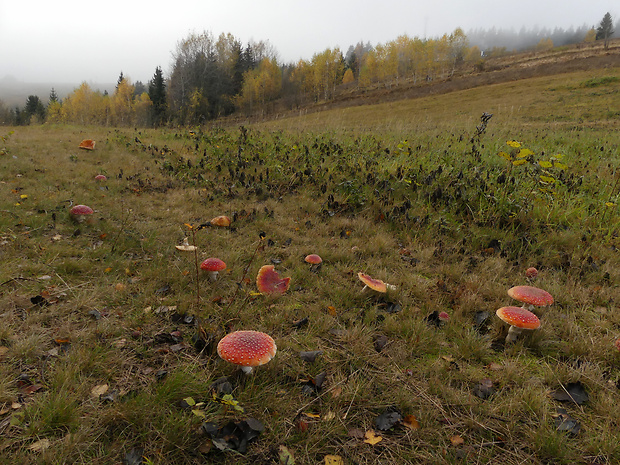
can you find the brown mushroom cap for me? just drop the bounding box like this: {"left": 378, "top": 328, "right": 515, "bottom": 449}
{"left": 304, "top": 254, "right": 322, "bottom": 265}
{"left": 78, "top": 139, "right": 95, "bottom": 150}
{"left": 507, "top": 285, "right": 553, "bottom": 307}
{"left": 256, "top": 265, "right": 291, "bottom": 295}
{"left": 200, "top": 257, "right": 226, "bottom": 272}
{"left": 217, "top": 330, "right": 277, "bottom": 369}
{"left": 210, "top": 215, "right": 231, "bottom": 227}
{"left": 358, "top": 272, "right": 388, "bottom": 293}
{"left": 496, "top": 306, "right": 541, "bottom": 330}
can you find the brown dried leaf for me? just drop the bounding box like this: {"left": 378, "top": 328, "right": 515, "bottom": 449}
{"left": 402, "top": 414, "right": 420, "bottom": 431}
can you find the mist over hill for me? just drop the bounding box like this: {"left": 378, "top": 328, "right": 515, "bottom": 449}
{"left": 0, "top": 75, "right": 115, "bottom": 108}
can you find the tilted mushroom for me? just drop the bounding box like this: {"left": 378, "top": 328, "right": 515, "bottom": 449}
{"left": 78, "top": 139, "right": 95, "bottom": 150}
{"left": 358, "top": 272, "right": 396, "bottom": 293}
{"left": 496, "top": 306, "right": 541, "bottom": 344}
{"left": 217, "top": 330, "right": 277, "bottom": 374}
{"left": 256, "top": 265, "right": 290, "bottom": 295}
{"left": 209, "top": 215, "right": 231, "bottom": 227}
{"left": 200, "top": 257, "right": 226, "bottom": 281}
{"left": 507, "top": 285, "right": 553, "bottom": 315}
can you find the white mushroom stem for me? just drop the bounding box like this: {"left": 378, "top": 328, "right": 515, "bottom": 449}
{"left": 386, "top": 283, "right": 397, "bottom": 291}
{"left": 506, "top": 325, "right": 524, "bottom": 343}
{"left": 361, "top": 285, "right": 368, "bottom": 293}
{"left": 241, "top": 366, "right": 253, "bottom": 374}
{"left": 208, "top": 271, "right": 219, "bottom": 282}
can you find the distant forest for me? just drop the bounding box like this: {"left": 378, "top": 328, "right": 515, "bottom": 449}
{"left": 1, "top": 14, "right": 617, "bottom": 127}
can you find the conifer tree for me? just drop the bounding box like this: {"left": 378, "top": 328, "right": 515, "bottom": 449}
{"left": 596, "top": 12, "right": 614, "bottom": 49}
{"left": 148, "top": 66, "right": 167, "bottom": 126}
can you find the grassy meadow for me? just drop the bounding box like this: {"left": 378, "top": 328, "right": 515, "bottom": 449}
{"left": 1, "top": 67, "right": 620, "bottom": 464}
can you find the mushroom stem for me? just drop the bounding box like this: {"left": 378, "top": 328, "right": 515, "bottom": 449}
{"left": 241, "top": 366, "right": 253, "bottom": 375}
{"left": 208, "top": 271, "right": 218, "bottom": 282}
{"left": 505, "top": 325, "right": 524, "bottom": 343}
{"left": 360, "top": 285, "right": 368, "bottom": 293}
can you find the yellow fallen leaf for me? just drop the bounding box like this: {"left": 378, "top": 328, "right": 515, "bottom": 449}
{"left": 364, "top": 429, "right": 383, "bottom": 445}
{"left": 327, "top": 305, "right": 337, "bottom": 316}
{"left": 324, "top": 455, "right": 344, "bottom": 465}
{"left": 91, "top": 384, "right": 109, "bottom": 397}
{"left": 104, "top": 267, "right": 112, "bottom": 273}
{"left": 28, "top": 438, "right": 51, "bottom": 452}
{"left": 450, "top": 435, "right": 465, "bottom": 446}
{"left": 402, "top": 414, "right": 420, "bottom": 431}
{"left": 20, "top": 194, "right": 28, "bottom": 199}
{"left": 303, "top": 412, "right": 321, "bottom": 419}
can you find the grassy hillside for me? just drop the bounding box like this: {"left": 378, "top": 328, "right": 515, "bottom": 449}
{"left": 1, "top": 68, "right": 620, "bottom": 464}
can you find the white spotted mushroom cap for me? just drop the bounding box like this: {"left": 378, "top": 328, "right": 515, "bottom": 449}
{"left": 496, "top": 306, "right": 541, "bottom": 330}
{"left": 507, "top": 285, "right": 553, "bottom": 307}
{"left": 217, "top": 330, "right": 277, "bottom": 373}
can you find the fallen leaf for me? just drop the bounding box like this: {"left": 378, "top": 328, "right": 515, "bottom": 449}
{"left": 330, "top": 386, "right": 342, "bottom": 399}
{"left": 550, "top": 382, "right": 589, "bottom": 405}
{"left": 402, "top": 414, "right": 420, "bottom": 431}
{"left": 552, "top": 408, "right": 581, "bottom": 435}
{"left": 375, "top": 409, "right": 402, "bottom": 430}
{"left": 450, "top": 435, "right": 465, "bottom": 446}
{"left": 473, "top": 378, "right": 495, "bottom": 400}
{"left": 123, "top": 447, "right": 144, "bottom": 465}
{"left": 28, "top": 438, "right": 51, "bottom": 452}
{"left": 299, "top": 350, "right": 323, "bottom": 362}
{"left": 91, "top": 384, "right": 109, "bottom": 397}
{"left": 327, "top": 305, "right": 337, "bottom": 316}
{"left": 279, "top": 445, "right": 295, "bottom": 465}
{"left": 324, "top": 455, "right": 344, "bottom": 465}
{"left": 364, "top": 429, "right": 383, "bottom": 445}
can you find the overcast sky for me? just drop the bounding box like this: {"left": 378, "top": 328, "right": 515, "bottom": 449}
{"left": 0, "top": 0, "right": 616, "bottom": 85}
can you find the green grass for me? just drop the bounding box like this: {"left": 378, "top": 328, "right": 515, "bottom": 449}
{"left": 1, "top": 68, "right": 620, "bottom": 464}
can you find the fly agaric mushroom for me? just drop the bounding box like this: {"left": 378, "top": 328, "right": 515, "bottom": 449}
{"left": 200, "top": 257, "right": 226, "bottom": 281}
{"left": 94, "top": 174, "right": 107, "bottom": 181}
{"left": 69, "top": 204, "right": 94, "bottom": 223}
{"left": 217, "top": 330, "right": 277, "bottom": 374}
{"left": 358, "top": 272, "right": 396, "bottom": 293}
{"left": 525, "top": 267, "right": 538, "bottom": 281}
{"left": 507, "top": 285, "right": 553, "bottom": 315}
{"left": 78, "top": 139, "right": 95, "bottom": 150}
{"left": 256, "top": 265, "right": 290, "bottom": 295}
{"left": 209, "top": 215, "right": 231, "bottom": 227}
{"left": 496, "top": 306, "right": 540, "bottom": 343}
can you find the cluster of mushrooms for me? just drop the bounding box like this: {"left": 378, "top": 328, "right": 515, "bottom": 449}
{"left": 496, "top": 268, "right": 554, "bottom": 343}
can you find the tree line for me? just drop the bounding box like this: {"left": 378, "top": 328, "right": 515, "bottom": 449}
{"left": 1, "top": 13, "right": 616, "bottom": 127}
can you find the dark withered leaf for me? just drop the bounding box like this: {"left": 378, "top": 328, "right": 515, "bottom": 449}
{"left": 314, "top": 371, "right": 327, "bottom": 389}
{"left": 553, "top": 408, "right": 581, "bottom": 435}
{"left": 473, "top": 378, "right": 495, "bottom": 399}
{"left": 154, "top": 284, "right": 171, "bottom": 296}
{"left": 299, "top": 350, "right": 323, "bottom": 363}
{"left": 123, "top": 447, "right": 144, "bottom": 465}
{"left": 425, "top": 311, "right": 441, "bottom": 327}
{"left": 551, "top": 382, "right": 589, "bottom": 405}
{"left": 375, "top": 409, "right": 402, "bottom": 431}
{"left": 374, "top": 335, "right": 389, "bottom": 353}
{"left": 88, "top": 309, "right": 102, "bottom": 320}
{"left": 474, "top": 311, "right": 490, "bottom": 327}
{"left": 30, "top": 295, "right": 49, "bottom": 307}
{"left": 292, "top": 317, "right": 309, "bottom": 328}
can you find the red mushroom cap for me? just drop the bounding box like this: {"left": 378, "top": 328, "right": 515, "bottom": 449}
{"left": 200, "top": 257, "right": 226, "bottom": 272}
{"left": 217, "top": 330, "right": 277, "bottom": 369}
{"left": 358, "top": 272, "right": 388, "bottom": 293}
{"left": 507, "top": 285, "right": 553, "bottom": 307}
{"left": 525, "top": 267, "right": 538, "bottom": 279}
{"left": 496, "top": 306, "right": 541, "bottom": 330}
{"left": 94, "top": 174, "right": 107, "bottom": 181}
{"left": 256, "top": 265, "right": 290, "bottom": 295}
{"left": 304, "top": 254, "right": 322, "bottom": 265}
{"left": 70, "top": 205, "right": 94, "bottom": 216}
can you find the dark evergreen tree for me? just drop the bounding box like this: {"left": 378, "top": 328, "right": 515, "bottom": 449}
{"left": 133, "top": 80, "right": 146, "bottom": 98}
{"left": 23, "top": 95, "right": 46, "bottom": 123}
{"left": 148, "top": 66, "right": 167, "bottom": 126}
{"left": 116, "top": 71, "right": 125, "bottom": 90}
{"left": 49, "top": 88, "right": 58, "bottom": 104}
{"left": 596, "top": 12, "right": 614, "bottom": 49}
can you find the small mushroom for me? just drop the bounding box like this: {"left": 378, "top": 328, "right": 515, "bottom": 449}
{"left": 304, "top": 254, "right": 322, "bottom": 272}
{"left": 496, "top": 306, "right": 540, "bottom": 343}
{"left": 358, "top": 272, "right": 396, "bottom": 293}
{"left": 256, "top": 265, "right": 290, "bottom": 295}
{"left": 507, "top": 285, "right": 553, "bottom": 315}
{"left": 200, "top": 257, "right": 226, "bottom": 281}
{"left": 175, "top": 237, "right": 197, "bottom": 252}
{"left": 525, "top": 267, "right": 538, "bottom": 281}
{"left": 217, "top": 330, "right": 277, "bottom": 374}
{"left": 209, "top": 215, "right": 231, "bottom": 227}
{"left": 69, "top": 204, "right": 94, "bottom": 223}
{"left": 94, "top": 174, "right": 107, "bottom": 181}
{"left": 78, "top": 139, "right": 95, "bottom": 150}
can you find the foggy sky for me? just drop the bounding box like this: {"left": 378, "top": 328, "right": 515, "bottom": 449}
{"left": 0, "top": 0, "right": 616, "bottom": 85}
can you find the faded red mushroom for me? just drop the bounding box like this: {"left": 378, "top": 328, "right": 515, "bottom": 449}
{"left": 304, "top": 254, "right": 322, "bottom": 265}
{"left": 69, "top": 204, "right": 94, "bottom": 223}
{"left": 496, "top": 306, "right": 540, "bottom": 343}
{"left": 94, "top": 174, "right": 107, "bottom": 181}
{"left": 78, "top": 139, "right": 95, "bottom": 150}
{"left": 209, "top": 215, "right": 231, "bottom": 227}
{"left": 217, "top": 330, "right": 277, "bottom": 374}
{"left": 508, "top": 285, "right": 553, "bottom": 315}
{"left": 525, "top": 267, "right": 538, "bottom": 280}
{"left": 256, "top": 265, "right": 290, "bottom": 295}
{"left": 200, "top": 257, "right": 226, "bottom": 281}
